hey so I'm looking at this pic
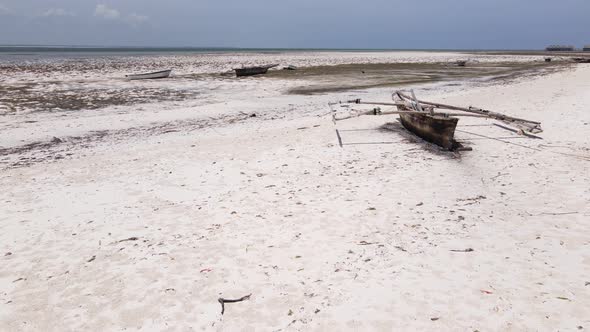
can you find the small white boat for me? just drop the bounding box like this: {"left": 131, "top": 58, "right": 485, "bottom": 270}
{"left": 125, "top": 69, "right": 172, "bottom": 80}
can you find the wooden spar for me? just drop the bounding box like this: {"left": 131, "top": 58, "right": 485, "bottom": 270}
{"left": 493, "top": 123, "right": 543, "bottom": 139}
{"left": 410, "top": 90, "right": 425, "bottom": 113}
{"left": 343, "top": 94, "right": 540, "bottom": 125}
{"left": 396, "top": 91, "right": 542, "bottom": 127}
{"left": 341, "top": 100, "right": 404, "bottom": 107}
{"left": 343, "top": 98, "right": 536, "bottom": 123}
{"left": 400, "top": 94, "right": 542, "bottom": 134}
{"left": 333, "top": 109, "right": 493, "bottom": 122}
{"left": 337, "top": 100, "right": 526, "bottom": 119}
{"left": 330, "top": 89, "right": 545, "bottom": 150}
{"left": 339, "top": 92, "right": 542, "bottom": 133}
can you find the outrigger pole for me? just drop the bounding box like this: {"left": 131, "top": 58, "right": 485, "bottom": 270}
{"left": 331, "top": 90, "right": 542, "bottom": 135}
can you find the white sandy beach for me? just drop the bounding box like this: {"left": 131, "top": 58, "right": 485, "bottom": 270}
{"left": 1, "top": 52, "right": 589, "bottom": 331}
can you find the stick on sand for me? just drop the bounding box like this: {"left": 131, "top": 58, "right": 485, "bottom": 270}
{"left": 218, "top": 294, "right": 252, "bottom": 315}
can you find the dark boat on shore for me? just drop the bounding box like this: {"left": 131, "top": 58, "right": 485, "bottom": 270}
{"left": 392, "top": 92, "right": 461, "bottom": 150}
{"left": 399, "top": 112, "right": 459, "bottom": 150}
{"left": 572, "top": 57, "right": 590, "bottom": 63}
{"left": 332, "top": 90, "right": 542, "bottom": 151}
{"left": 233, "top": 64, "right": 278, "bottom": 77}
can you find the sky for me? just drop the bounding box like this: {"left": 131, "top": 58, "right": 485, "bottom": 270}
{"left": 0, "top": 0, "right": 589, "bottom": 49}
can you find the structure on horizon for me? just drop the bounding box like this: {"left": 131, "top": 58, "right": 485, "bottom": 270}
{"left": 584, "top": 45, "right": 590, "bottom": 52}
{"left": 545, "top": 45, "right": 575, "bottom": 51}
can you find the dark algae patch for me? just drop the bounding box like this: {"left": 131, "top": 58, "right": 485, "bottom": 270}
{"left": 0, "top": 81, "right": 199, "bottom": 114}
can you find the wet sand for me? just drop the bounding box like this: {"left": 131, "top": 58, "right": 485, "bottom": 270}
{"left": 267, "top": 61, "right": 565, "bottom": 94}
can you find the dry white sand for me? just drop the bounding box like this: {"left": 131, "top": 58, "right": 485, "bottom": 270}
{"left": 1, "top": 55, "right": 589, "bottom": 331}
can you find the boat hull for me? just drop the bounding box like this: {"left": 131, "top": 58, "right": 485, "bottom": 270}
{"left": 126, "top": 70, "right": 172, "bottom": 80}
{"left": 235, "top": 67, "right": 270, "bottom": 77}
{"left": 399, "top": 112, "right": 459, "bottom": 150}
{"left": 234, "top": 64, "right": 278, "bottom": 77}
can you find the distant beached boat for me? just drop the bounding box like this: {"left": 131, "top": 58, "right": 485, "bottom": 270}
{"left": 455, "top": 60, "right": 467, "bottom": 67}
{"left": 125, "top": 69, "right": 172, "bottom": 80}
{"left": 233, "top": 64, "right": 278, "bottom": 77}
{"left": 572, "top": 57, "right": 590, "bottom": 63}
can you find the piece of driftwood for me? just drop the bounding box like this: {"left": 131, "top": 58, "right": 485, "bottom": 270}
{"left": 450, "top": 248, "right": 474, "bottom": 252}
{"left": 218, "top": 294, "right": 251, "bottom": 315}
{"left": 118, "top": 237, "right": 140, "bottom": 243}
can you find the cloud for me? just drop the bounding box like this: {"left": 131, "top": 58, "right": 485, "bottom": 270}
{"left": 40, "top": 8, "right": 75, "bottom": 17}
{"left": 93, "top": 4, "right": 148, "bottom": 27}
{"left": 126, "top": 13, "right": 149, "bottom": 27}
{"left": 0, "top": 3, "right": 13, "bottom": 16}
{"left": 94, "top": 4, "right": 120, "bottom": 20}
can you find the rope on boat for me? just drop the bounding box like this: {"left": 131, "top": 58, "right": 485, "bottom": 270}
{"left": 457, "top": 129, "right": 590, "bottom": 161}
{"left": 456, "top": 129, "right": 542, "bottom": 151}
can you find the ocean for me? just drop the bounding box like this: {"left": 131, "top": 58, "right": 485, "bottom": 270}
{"left": 0, "top": 46, "right": 538, "bottom": 62}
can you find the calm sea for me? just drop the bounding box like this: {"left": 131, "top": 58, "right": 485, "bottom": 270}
{"left": 0, "top": 46, "right": 523, "bottom": 61}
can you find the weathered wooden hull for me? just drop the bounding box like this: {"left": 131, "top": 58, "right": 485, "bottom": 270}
{"left": 234, "top": 64, "right": 278, "bottom": 77}
{"left": 572, "top": 57, "right": 590, "bottom": 63}
{"left": 235, "top": 67, "right": 270, "bottom": 77}
{"left": 126, "top": 70, "right": 172, "bottom": 80}
{"left": 399, "top": 112, "right": 459, "bottom": 150}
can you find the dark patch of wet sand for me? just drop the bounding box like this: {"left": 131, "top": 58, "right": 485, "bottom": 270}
{"left": 265, "top": 61, "right": 569, "bottom": 95}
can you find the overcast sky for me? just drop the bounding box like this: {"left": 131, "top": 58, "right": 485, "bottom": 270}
{"left": 0, "top": 0, "right": 589, "bottom": 49}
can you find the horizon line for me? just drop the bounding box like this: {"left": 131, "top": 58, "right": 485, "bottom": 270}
{"left": 0, "top": 44, "right": 552, "bottom": 52}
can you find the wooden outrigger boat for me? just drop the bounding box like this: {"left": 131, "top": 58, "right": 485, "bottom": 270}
{"left": 125, "top": 69, "right": 172, "bottom": 80}
{"left": 572, "top": 57, "right": 590, "bottom": 63}
{"left": 332, "top": 90, "right": 542, "bottom": 150}
{"left": 233, "top": 64, "right": 278, "bottom": 77}
{"left": 398, "top": 111, "right": 460, "bottom": 150}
